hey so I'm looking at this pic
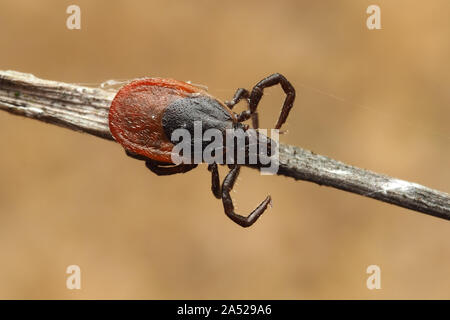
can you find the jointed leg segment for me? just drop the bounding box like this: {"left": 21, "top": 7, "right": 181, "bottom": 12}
{"left": 145, "top": 161, "right": 197, "bottom": 176}
{"left": 248, "top": 73, "right": 296, "bottom": 129}
{"left": 227, "top": 73, "right": 296, "bottom": 130}
{"left": 221, "top": 165, "right": 272, "bottom": 228}
{"left": 224, "top": 88, "right": 250, "bottom": 109}
{"left": 125, "top": 150, "right": 197, "bottom": 176}
{"left": 208, "top": 163, "right": 221, "bottom": 199}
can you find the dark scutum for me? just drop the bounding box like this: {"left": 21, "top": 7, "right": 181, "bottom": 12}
{"left": 162, "top": 96, "right": 234, "bottom": 143}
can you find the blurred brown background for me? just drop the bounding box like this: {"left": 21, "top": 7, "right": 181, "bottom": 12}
{"left": 0, "top": 0, "right": 449, "bottom": 299}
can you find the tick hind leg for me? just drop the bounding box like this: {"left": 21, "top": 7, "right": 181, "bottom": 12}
{"left": 248, "top": 73, "right": 296, "bottom": 129}
{"left": 125, "top": 149, "right": 150, "bottom": 161}
{"left": 145, "top": 160, "right": 197, "bottom": 176}
{"left": 125, "top": 150, "right": 197, "bottom": 176}
{"left": 221, "top": 165, "right": 272, "bottom": 228}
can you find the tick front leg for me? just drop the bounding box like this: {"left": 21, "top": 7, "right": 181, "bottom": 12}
{"left": 225, "top": 87, "right": 260, "bottom": 127}
{"left": 224, "top": 88, "right": 250, "bottom": 109}
{"left": 145, "top": 160, "right": 198, "bottom": 176}
{"left": 248, "top": 73, "right": 296, "bottom": 129}
{"left": 235, "top": 110, "right": 252, "bottom": 122}
{"left": 221, "top": 165, "right": 272, "bottom": 228}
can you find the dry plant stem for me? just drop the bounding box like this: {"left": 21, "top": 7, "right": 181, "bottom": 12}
{"left": 1, "top": 70, "right": 449, "bottom": 221}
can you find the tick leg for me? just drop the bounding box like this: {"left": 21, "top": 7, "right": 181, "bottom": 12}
{"left": 224, "top": 88, "right": 250, "bottom": 109}
{"left": 145, "top": 160, "right": 197, "bottom": 176}
{"left": 221, "top": 165, "right": 272, "bottom": 228}
{"left": 236, "top": 110, "right": 252, "bottom": 122}
{"left": 125, "top": 149, "right": 150, "bottom": 161}
{"left": 207, "top": 163, "right": 221, "bottom": 199}
{"left": 126, "top": 150, "right": 196, "bottom": 175}
{"left": 225, "top": 88, "right": 259, "bottom": 126}
{"left": 248, "top": 73, "right": 296, "bottom": 129}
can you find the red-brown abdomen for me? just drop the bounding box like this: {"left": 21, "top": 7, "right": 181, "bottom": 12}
{"left": 109, "top": 78, "right": 205, "bottom": 163}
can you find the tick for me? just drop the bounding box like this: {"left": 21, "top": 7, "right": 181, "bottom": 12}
{"left": 108, "top": 73, "right": 296, "bottom": 227}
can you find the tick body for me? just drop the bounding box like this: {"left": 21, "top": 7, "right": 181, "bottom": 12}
{"left": 108, "top": 74, "right": 296, "bottom": 228}
{"left": 109, "top": 78, "right": 233, "bottom": 163}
